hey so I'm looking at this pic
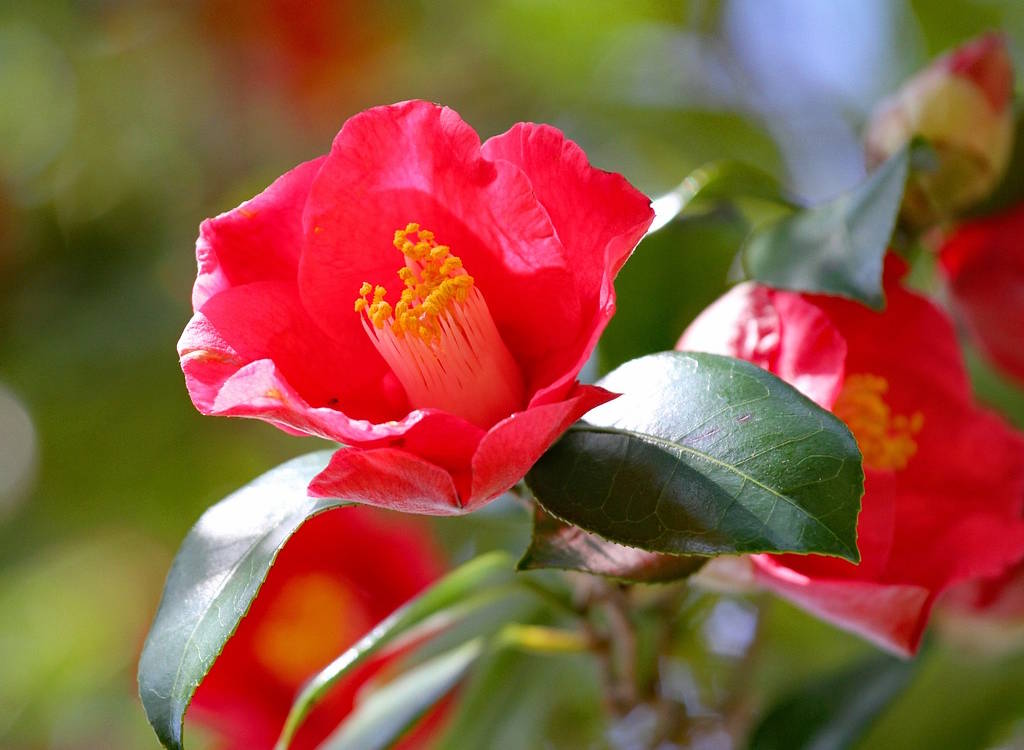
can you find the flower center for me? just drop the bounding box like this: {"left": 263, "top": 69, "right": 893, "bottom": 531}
{"left": 355, "top": 223, "right": 524, "bottom": 428}
{"left": 832, "top": 373, "right": 924, "bottom": 471}
{"left": 253, "top": 573, "right": 369, "bottom": 684}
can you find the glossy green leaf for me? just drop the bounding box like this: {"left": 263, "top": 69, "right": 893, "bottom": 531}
{"left": 742, "top": 147, "right": 910, "bottom": 309}
{"left": 319, "top": 639, "right": 485, "bottom": 750}
{"left": 137, "top": 450, "right": 340, "bottom": 750}
{"left": 749, "top": 652, "right": 916, "bottom": 750}
{"left": 527, "top": 352, "right": 863, "bottom": 560}
{"left": 519, "top": 506, "right": 705, "bottom": 583}
{"left": 274, "top": 551, "right": 516, "bottom": 749}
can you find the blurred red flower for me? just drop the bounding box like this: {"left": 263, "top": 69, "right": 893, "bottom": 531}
{"left": 178, "top": 100, "right": 652, "bottom": 515}
{"left": 198, "top": 0, "right": 390, "bottom": 122}
{"left": 679, "top": 258, "right": 1024, "bottom": 655}
{"left": 939, "top": 202, "right": 1024, "bottom": 384}
{"left": 187, "top": 506, "right": 446, "bottom": 749}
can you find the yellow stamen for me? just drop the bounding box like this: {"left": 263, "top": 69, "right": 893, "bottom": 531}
{"left": 354, "top": 223, "right": 524, "bottom": 428}
{"left": 833, "top": 374, "right": 923, "bottom": 471}
{"left": 356, "top": 222, "right": 476, "bottom": 343}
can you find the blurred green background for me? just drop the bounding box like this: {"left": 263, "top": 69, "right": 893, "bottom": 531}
{"left": 2, "top": 1, "right": 1024, "bottom": 748}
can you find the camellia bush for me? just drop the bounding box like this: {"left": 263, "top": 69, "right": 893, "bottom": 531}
{"left": 138, "top": 32, "right": 1024, "bottom": 750}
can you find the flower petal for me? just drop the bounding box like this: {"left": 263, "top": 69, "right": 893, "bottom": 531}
{"left": 305, "top": 385, "right": 613, "bottom": 514}
{"left": 193, "top": 156, "right": 326, "bottom": 310}
{"left": 180, "top": 281, "right": 408, "bottom": 429}
{"left": 751, "top": 555, "right": 932, "bottom": 656}
{"left": 307, "top": 447, "right": 462, "bottom": 515}
{"left": 678, "top": 282, "right": 847, "bottom": 408}
{"left": 939, "top": 204, "right": 1024, "bottom": 384}
{"left": 468, "top": 384, "right": 616, "bottom": 508}
{"left": 482, "top": 123, "right": 654, "bottom": 402}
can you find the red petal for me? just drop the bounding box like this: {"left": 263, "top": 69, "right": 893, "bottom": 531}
{"left": 468, "top": 384, "right": 616, "bottom": 508}
{"left": 193, "top": 156, "right": 326, "bottom": 310}
{"left": 308, "top": 447, "right": 463, "bottom": 515}
{"left": 304, "top": 385, "right": 613, "bottom": 514}
{"left": 482, "top": 123, "right": 654, "bottom": 402}
{"left": 939, "top": 204, "right": 1024, "bottom": 384}
{"left": 179, "top": 281, "right": 410, "bottom": 435}
{"left": 678, "top": 282, "right": 847, "bottom": 408}
{"left": 752, "top": 555, "right": 932, "bottom": 656}
{"left": 945, "top": 32, "right": 1014, "bottom": 113}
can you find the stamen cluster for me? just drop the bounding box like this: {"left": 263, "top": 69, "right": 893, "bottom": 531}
{"left": 834, "top": 373, "right": 924, "bottom": 471}
{"left": 352, "top": 222, "right": 524, "bottom": 428}
{"left": 355, "top": 223, "right": 474, "bottom": 344}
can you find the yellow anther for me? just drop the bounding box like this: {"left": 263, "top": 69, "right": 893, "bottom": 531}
{"left": 439, "top": 257, "right": 462, "bottom": 275}
{"left": 833, "top": 374, "right": 923, "bottom": 472}
{"left": 356, "top": 223, "right": 477, "bottom": 344}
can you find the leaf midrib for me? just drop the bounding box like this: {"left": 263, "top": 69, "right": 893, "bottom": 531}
{"left": 571, "top": 423, "right": 854, "bottom": 558}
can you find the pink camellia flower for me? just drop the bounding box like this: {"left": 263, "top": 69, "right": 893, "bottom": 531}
{"left": 679, "top": 258, "right": 1024, "bottom": 655}
{"left": 938, "top": 202, "right": 1024, "bottom": 385}
{"left": 178, "top": 100, "right": 654, "bottom": 514}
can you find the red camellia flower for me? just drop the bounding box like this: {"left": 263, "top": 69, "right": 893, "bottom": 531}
{"left": 938, "top": 202, "right": 1024, "bottom": 385}
{"left": 679, "top": 258, "right": 1024, "bottom": 655}
{"left": 188, "top": 506, "right": 446, "bottom": 749}
{"left": 178, "top": 100, "right": 654, "bottom": 515}
{"left": 197, "top": 0, "right": 393, "bottom": 124}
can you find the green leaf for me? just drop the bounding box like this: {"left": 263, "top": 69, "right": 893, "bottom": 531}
{"left": 742, "top": 147, "right": 910, "bottom": 309}
{"left": 527, "top": 352, "right": 863, "bottom": 560}
{"left": 519, "top": 506, "right": 705, "bottom": 583}
{"left": 433, "top": 643, "right": 606, "bottom": 749}
{"left": 749, "top": 652, "right": 917, "bottom": 750}
{"left": 599, "top": 210, "right": 748, "bottom": 372}
{"left": 601, "top": 160, "right": 795, "bottom": 373}
{"left": 137, "top": 450, "right": 340, "bottom": 750}
{"left": 274, "top": 551, "right": 516, "bottom": 749}
{"left": 648, "top": 160, "right": 794, "bottom": 233}
{"left": 318, "top": 639, "right": 485, "bottom": 750}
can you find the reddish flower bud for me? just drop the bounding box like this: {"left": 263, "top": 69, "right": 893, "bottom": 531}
{"left": 187, "top": 507, "right": 446, "bottom": 749}
{"left": 865, "top": 33, "right": 1015, "bottom": 227}
{"left": 679, "top": 257, "right": 1024, "bottom": 655}
{"left": 178, "top": 101, "right": 653, "bottom": 515}
{"left": 939, "top": 202, "right": 1024, "bottom": 384}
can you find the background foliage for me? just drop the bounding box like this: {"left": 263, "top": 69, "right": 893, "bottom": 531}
{"left": 2, "top": 1, "right": 1024, "bottom": 747}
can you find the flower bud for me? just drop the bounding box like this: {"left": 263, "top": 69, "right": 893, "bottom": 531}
{"left": 865, "top": 33, "right": 1015, "bottom": 227}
